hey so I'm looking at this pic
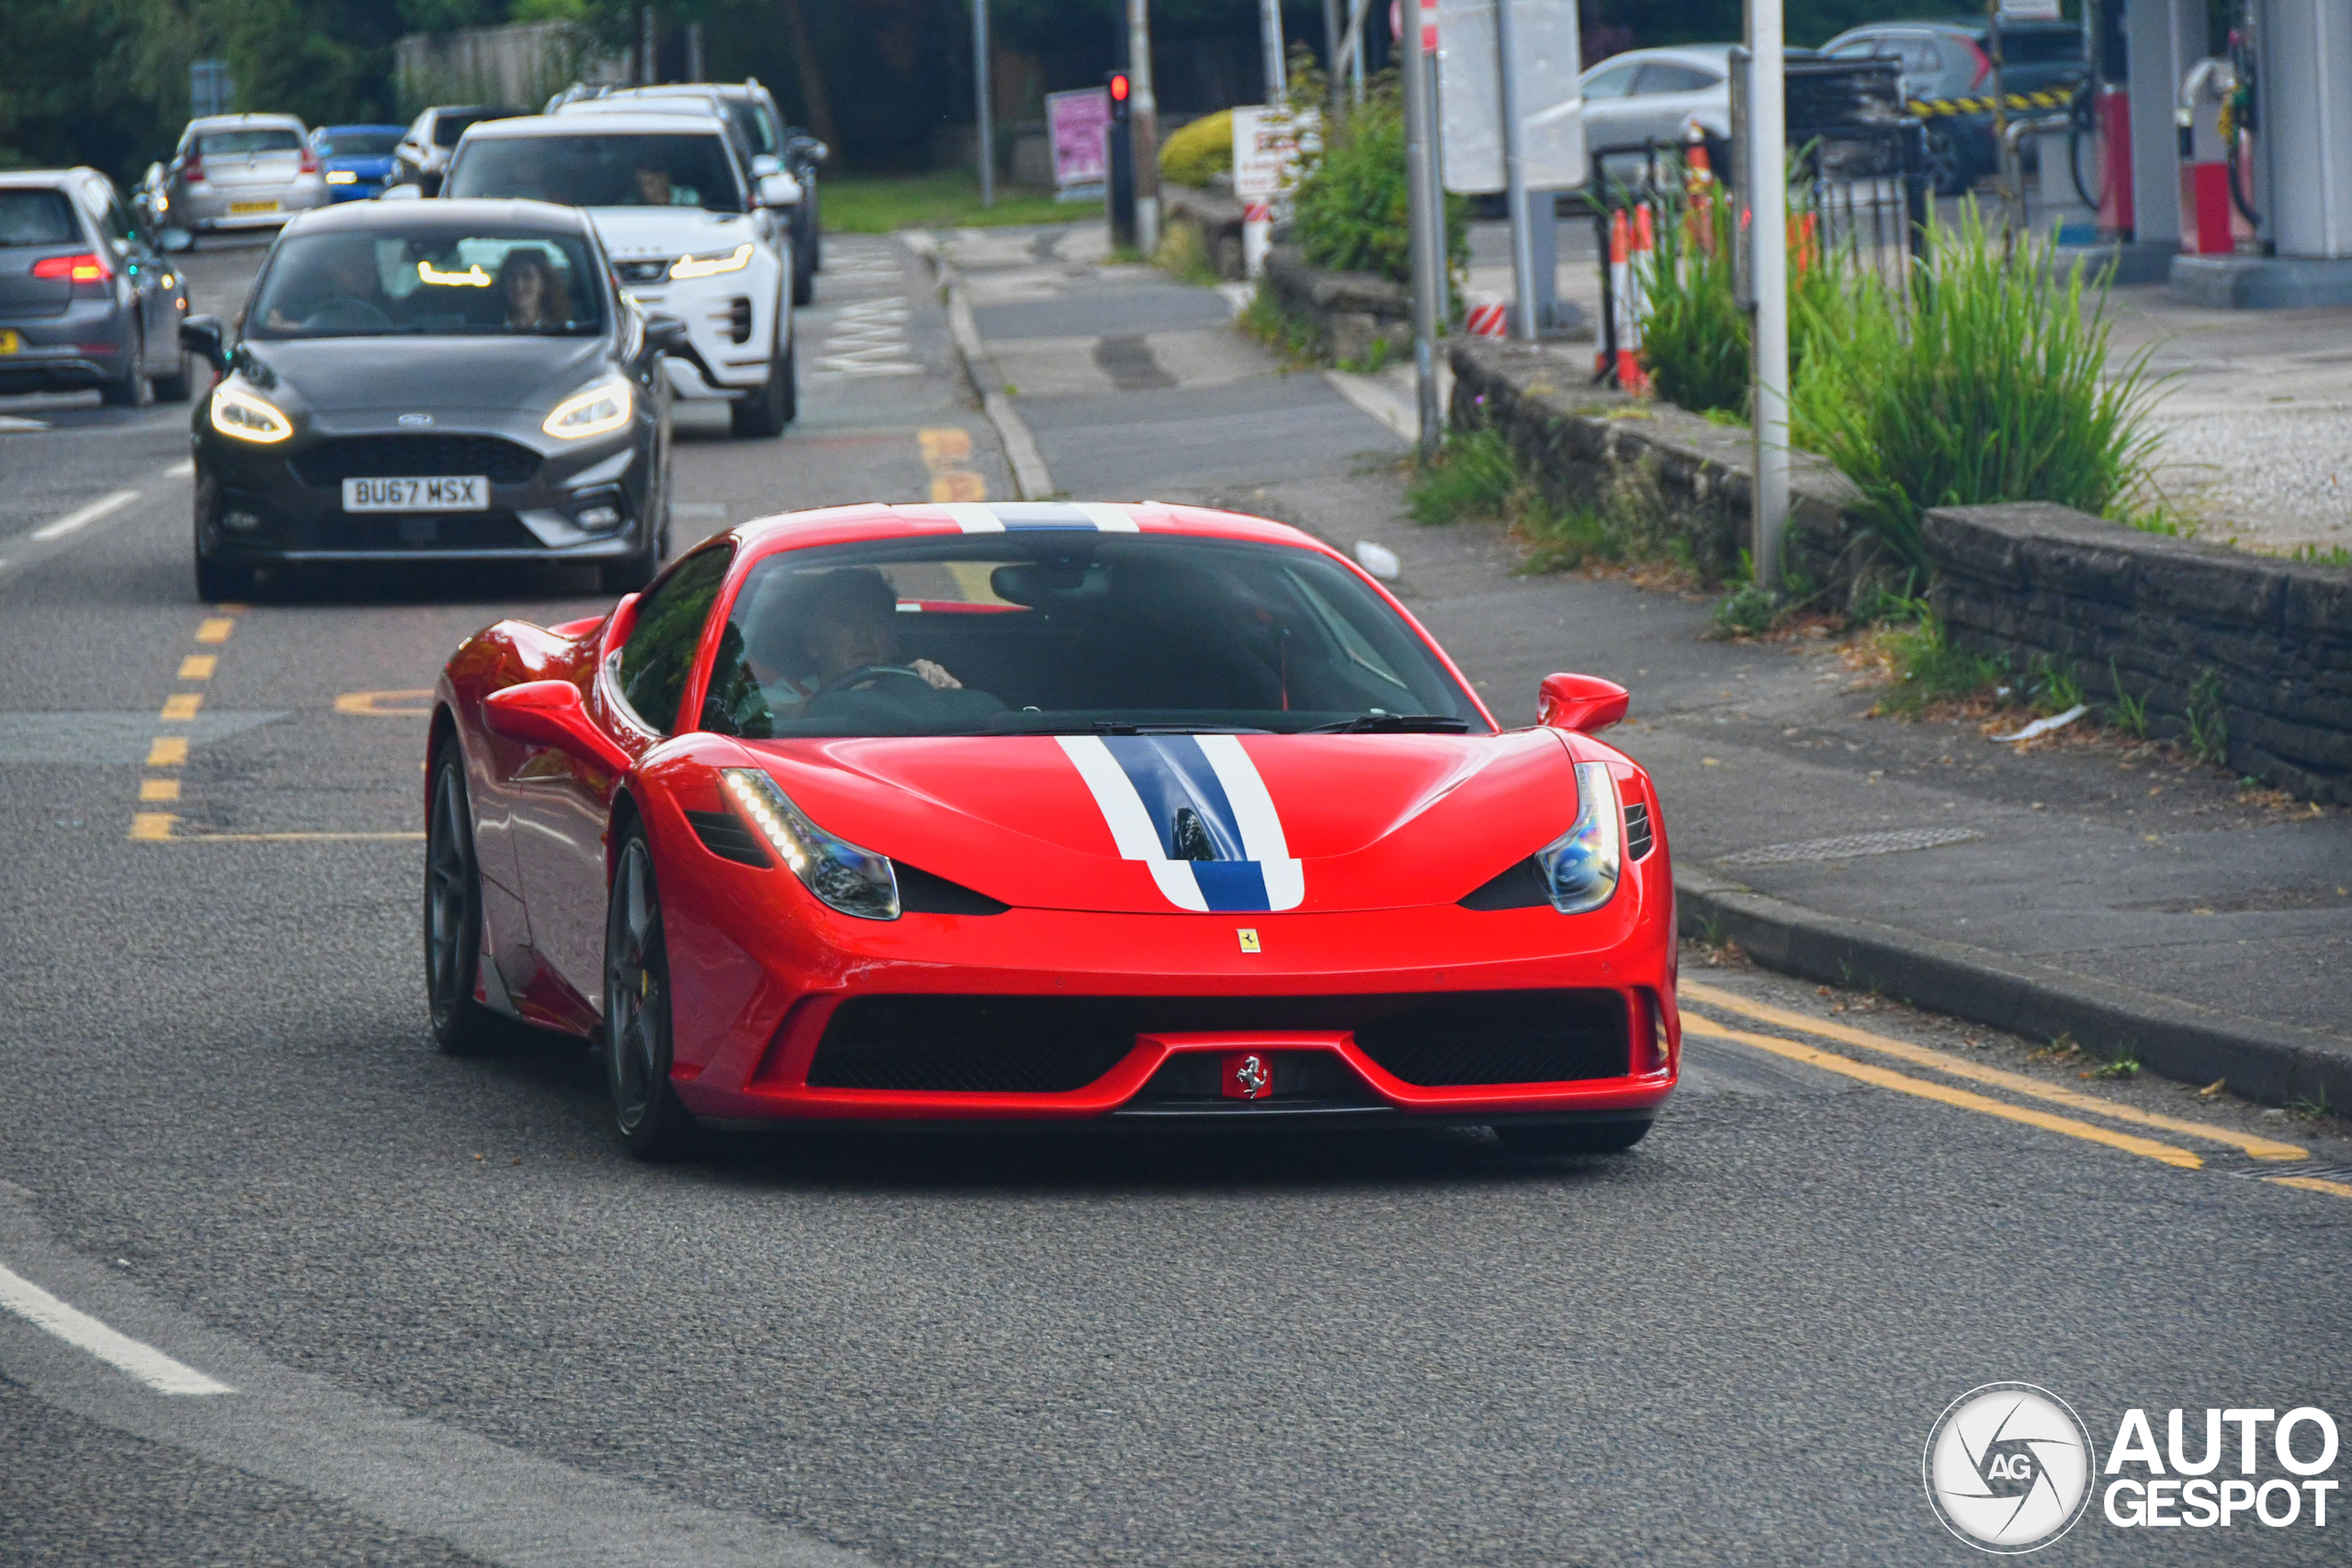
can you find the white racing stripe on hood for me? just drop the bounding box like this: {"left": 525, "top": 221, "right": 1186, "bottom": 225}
{"left": 1195, "top": 733, "right": 1304, "bottom": 910}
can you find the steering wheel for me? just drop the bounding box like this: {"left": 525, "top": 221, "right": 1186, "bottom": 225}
{"left": 300, "top": 297, "right": 392, "bottom": 332}
{"left": 811, "top": 663, "right": 933, "bottom": 699}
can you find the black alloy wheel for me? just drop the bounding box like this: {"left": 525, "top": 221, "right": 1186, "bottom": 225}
{"left": 100, "top": 324, "right": 153, "bottom": 407}
{"left": 425, "top": 750, "right": 502, "bottom": 1055}
{"left": 605, "top": 827, "right": 691, "bottom": 1158}
{"left": 729, "top": 312, "right": 794, "bottom": 438}
{"left": 1496, "top": 1119, "right": 1653, "bottom": 1157}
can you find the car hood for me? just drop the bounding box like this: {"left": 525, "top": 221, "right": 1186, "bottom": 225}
{"left": 239, "top": 336, "right": 610, "bottom": 417}
{"left": 585, "top": 207, "right": 758, "bottom": 259}
{"left": 739, "top": 728, "right": 1585, "bottom": 915}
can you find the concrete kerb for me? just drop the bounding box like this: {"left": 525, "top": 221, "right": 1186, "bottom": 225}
{"left": 1678, "top": 867, "right": 2352, "bottom": 1113}
{"left": 900, "top": 230, "right": 1055, "bottom": 500}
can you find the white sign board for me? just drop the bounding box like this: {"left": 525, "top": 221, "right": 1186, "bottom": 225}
{"left": 1998, "top": 0, "right": 2063, "bottom": 17}
{"left": 1437, "top": 0, "right": 1586, "bottom": 193}
{"left": 1231, "top": 105, "right": 1319, "bottom": 201}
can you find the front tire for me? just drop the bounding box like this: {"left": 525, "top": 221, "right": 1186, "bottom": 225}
{"left": 605, "top": 826, "right": 692, "bottom": 1159}
{"left": 729, "top": 316, "right": 794, "bottom": 438}
{"left": 100, "top": 326, "right": 153, "bottom": 407}
{"left": 425, "top": 749, "right": 503, "bottom": 1055}
{"left": 1497, "top": 1119, "right": 1652, "bottom": 1156}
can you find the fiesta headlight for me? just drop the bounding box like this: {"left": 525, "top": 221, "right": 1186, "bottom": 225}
{"left": 1534, "top": 762, "right": 1623, "bottom": 915}
{"left": 541, "top": 376, "right": 632, "bottom": 440}
{"left": 209, "top": 384, "right": 292, "bottom": 445}
{"left": 324, "top": 170, "right": 358, "bottom": 185}
{"left": 669, "top": 243, "right": 755, "bottom": 279}
{"left": 721, "top": 768, "right": 900, "bottom": 920}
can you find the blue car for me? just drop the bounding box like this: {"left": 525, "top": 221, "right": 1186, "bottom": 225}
{"left": 310, "top": 124, "right": 408, "bottom": 201}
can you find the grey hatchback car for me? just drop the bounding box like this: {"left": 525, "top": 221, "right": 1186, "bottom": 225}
{"left": 0, "top": 169, "right": 192, "bottom": 406}
{"left": 147, "top": 114, "right": 331, "bottom": 243}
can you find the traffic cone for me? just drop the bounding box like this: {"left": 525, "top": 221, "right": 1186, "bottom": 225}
{"left": 1625, "top": 205, "right": 1654, "bottom": 394}
{"left": 1608, "top": 208, "right": 1637, "bottom": 389}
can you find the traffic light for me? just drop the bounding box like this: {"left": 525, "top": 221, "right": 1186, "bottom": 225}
{"left": 1106, "top": 70, "right": 1136, "bottom": 251}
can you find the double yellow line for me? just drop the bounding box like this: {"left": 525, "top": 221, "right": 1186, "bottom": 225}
{"left": 1675, "top": 980, "right": 2343, "bottom": 1196}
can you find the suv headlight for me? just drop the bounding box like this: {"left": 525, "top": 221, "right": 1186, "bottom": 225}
{"left": 542, "top": 375, "right": 632, "bottom": 440}
{"left": 669, "top": 243, "right": 755, "bottom": 279}
{"left": 209, "top": 385, "right": 291, "bottom": 444}
{"left": 722, "top": 769, "right": 900, "bottom": 920}
{"left": 1534, "top": 762, "right": 1623, "bottom": 915}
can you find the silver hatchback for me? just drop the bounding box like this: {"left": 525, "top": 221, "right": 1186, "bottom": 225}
{"left": 144, "top": 114, "right": 330, "bottom": 245}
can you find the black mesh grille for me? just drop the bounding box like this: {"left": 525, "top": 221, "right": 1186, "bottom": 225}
{"left": 1351, "top": 991, "right": 1629, "bottom": 1086}
{"left": 720, "top": 296, "right": 752, "bottom": 344}
{"left": 1624, "top": 802, "right": 1654, "bottom": 860}
{"left": 805, "top": 990, "right": 1631, "bottom": 1095}
{"left": 298, "top": 513, "right": 540, "bottom": 550}
{"left": 685, "top": 808, "right": 768, "bottom": 868}
{"left": 291, "top": 434, "right": 540, "bottom": 487}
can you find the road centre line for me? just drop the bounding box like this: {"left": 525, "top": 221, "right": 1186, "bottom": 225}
{"left": 1679, "top": 979, "right": 2307, "bottom": 1162}
{"left": 195, "top": 617, "right": 234, "bottom": 643}
{"left": 31, "top": 489, "right": 140, "bottom": 542}
{"left": 0, "top": 1261, "right": 232, "bottom": 1395}
{"left": 160, "top": 693, "right": 201, "bottom": 720}
{"left": 144, "top": 737, "right": 187, "bottom": 766}
{"left": 1679, "top": 1012, "right": 2205, "bottom": 1168}
{"left": 177, "top": 654, "right": 216, "bottom": 681}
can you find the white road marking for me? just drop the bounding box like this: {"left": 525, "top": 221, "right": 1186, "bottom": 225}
{"left": 0, "top": 415, "right": 49, "bottom": 432}
{"left": 0, "top": 1261, "right": 232, "bottom": 1395}
{"left": 32, "top": 488, "right": 141, "bottom": 542}
{"left": 165, "top": 458, "right": 195, "bottom": 479}
{"left": 811, "top": 298, "right": 919, "bottom": 377}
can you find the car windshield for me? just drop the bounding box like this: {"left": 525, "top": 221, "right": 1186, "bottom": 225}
{"left": 0, "top": 189, "right": 77, "bottom": 246}
{"left": 323, "top": 130, "right": 402, "bottom": 156}
{"left": 247, "top": 229, "right": 604, "bottom": 339}
{"left": 698, "top": 532, "right": 1490, "bottom": 739}
{"left": 198, "top": 129, "right": 302, "bottom": 156}
{"left": 445, "top": 132, "right": 744, "bottom": 212}
{"left": 1996, "top": 29, "right": 2085, "bottom": 65}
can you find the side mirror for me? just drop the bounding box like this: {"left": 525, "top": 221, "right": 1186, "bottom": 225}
{"left": 756, "top": 171, "right": 802, "bottom": 209}
{"left": 415, "top": 170, "right": 445, "bottom": 198}
{"left": 750, "top": 153, "right": 782, "bottom": 178}
{"left": 482, "top": 680, "right": 632, "bottom": 775}
{"left": 179, "top": 315, "right": 227, "bottom": 373}
{"left": 1537, "top": 672, "right": 1629, "bottom": 734}
{"left": 642, "top": 310, "right": 691, "bottom": 353}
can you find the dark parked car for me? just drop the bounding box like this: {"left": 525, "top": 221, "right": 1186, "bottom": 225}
{"left": 313, "top": 124, "right": 410, "bottom": 202}
{"left": 0, "top": 168, "right": 191, "bottom": 406}
{"left": 182, "top": 198, "right": 682, "bottom": 599}
{"left": 1821, "top": 17, "right": 2087, "bottom": 194}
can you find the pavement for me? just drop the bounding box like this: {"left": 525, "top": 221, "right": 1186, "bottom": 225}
{"left": 0, "top": 221, "right": 2346, "bottom": 1566}
{"left": 929, "top": 221, "right": 2352, "bottom": 1105}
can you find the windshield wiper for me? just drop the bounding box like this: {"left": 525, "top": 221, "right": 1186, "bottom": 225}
{"left": 1087, "top": 720, "right": 1273, "bottom": 735}
{"left": 1307, "top": 714, "right": 1471, "bottom": 734}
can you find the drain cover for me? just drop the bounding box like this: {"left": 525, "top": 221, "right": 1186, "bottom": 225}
{"left": 1715, "top": 826, "right": 1984, "bottom": 868}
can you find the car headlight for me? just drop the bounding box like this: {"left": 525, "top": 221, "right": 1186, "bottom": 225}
{"left": 669, "top": 243, "right": 754, "bottom": 279}
{"left": 541, "top": 376, "right": 632, "bottom": 440}
{"left": 209, "top": 385, "right": 292, "bottom": 445}
{"left": 721, "top": 769, "right": 900, "bottom": 920}
{"left": 1534, "top": 762, "right": 1623, "bottom": 915}
{"left": 324, "top": 170, "right": 357, "bottom": 185}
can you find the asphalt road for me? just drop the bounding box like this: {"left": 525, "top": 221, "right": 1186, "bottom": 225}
{"left": 1, "top": 230, "right": 2346, "bottom": 1568}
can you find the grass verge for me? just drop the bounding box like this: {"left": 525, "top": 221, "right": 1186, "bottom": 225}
{"left": 825, "top": 172, "right": 1102, "bottom": 233}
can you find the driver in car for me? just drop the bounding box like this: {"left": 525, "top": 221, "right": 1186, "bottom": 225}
{"left": 264, "top": 238, "right": 386, "bottom": 333}
{"left": 787, "top": 569, "right": 970, "bottom": 714}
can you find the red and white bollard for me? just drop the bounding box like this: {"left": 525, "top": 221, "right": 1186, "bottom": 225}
{"left": 1464, "top": 301, "right": 1510, "bottom": 337}
{"left": 1242, "top": 199, "right": 1272, "bottom": 278}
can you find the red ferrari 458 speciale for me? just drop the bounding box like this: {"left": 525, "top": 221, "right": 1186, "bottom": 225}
{"left": 426, "top": 501, "right": 1679, "bottom": 1156}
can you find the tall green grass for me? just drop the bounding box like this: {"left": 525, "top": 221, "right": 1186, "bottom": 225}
{"left": 1792, "top": 206, "right": 2164, "bottom": 568}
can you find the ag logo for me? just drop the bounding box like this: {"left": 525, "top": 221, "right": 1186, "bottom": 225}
{"left": 1924, "top": 1383, "right": 2097, "bottom": 1553}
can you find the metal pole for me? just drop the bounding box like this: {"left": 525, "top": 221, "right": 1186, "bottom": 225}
{"left": 1401, "top": 0, "right": 1443, "bottom": 457}
{"left": 1494, "top": 0, "right": 1539, "bottom": 341}
{"left": 1130, "top": 0, "right": 1159, "bottom": 254}
{"left": 1747, "top": 0, "right": 1790, "bottom": 588}
{"left": 639, "top": 6, "right": 656, "bottom": 85}
{"left": 1261, "top": 0, "right": 1287, "bottom": 104}
{"left": 974, "top": 0, "right": 994, "bottom": 208}
{"left": 1337, "top": 0, "right": 1374, "bottom": 107}
{"left": 1322, "top": 0, "right": 1344, "bottom": 111}
{"left": 686, "top": 20, "right": 704, "bottom": 81}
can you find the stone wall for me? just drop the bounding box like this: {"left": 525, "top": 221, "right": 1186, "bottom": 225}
{"left": 1159, "top": 185, "right": 1246, "bottom": 279}
{"left": 1928, "top": 503, "right": 2352, "bottom": 806}
{"left": 1261, "top": 245, "right": 1413, "bottom": 367}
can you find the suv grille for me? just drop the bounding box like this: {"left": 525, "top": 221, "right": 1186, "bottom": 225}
{"left": 804, "top": 990, "right": 1632, "bottom": 1095}
{"left": 293, "top": 434, "right": 540, "bottom": 487}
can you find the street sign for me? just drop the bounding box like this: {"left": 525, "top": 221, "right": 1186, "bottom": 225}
{"left": 1997, "top": 0, "right": 2062, "bottom": 17}
{"left": 1436, "top": 0, "right": 1584, "bottom": 193}
{"left": 189, "top": 59, "right": 232, "bottom": 119}
{"left": 1046, "top": 87, "right": 1110, "bottom": 198}
{"left": 1230, "top": 105, "right": 1317, "bottom": 201}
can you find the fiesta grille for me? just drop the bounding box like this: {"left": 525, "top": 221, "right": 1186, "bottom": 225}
{"left": 1624, "top": 801, "right": 1654, "bottom": 860}
{"left": 292, "top": 434, "right": 540, "bottom": 487}
{"left": 302, "top": 513, "right": 539, "bottom": 550}
{"left": 803, "top": 990, "right": 1631, "bottom": 1094}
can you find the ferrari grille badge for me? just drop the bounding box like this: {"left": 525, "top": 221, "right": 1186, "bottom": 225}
{"left": 1224, "top": 1052, "right": 1272, "bottom": 1100}
{"left": 1236, "top": 928, "right": 1261, "bottom": 953}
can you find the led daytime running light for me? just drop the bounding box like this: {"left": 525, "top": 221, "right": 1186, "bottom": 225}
{"left": 669, "top": 243, "right": 754, "bottom": 279}
{"left": 541, "top": 376, "right": 632, "bottom": 440}
{"left": 1535, "top": 762, "right": 1623, "bottom": 915}
{"left": 720, "top": 768, "right": 900, "bottom": 920}
{"left": 417, "top": 259, "right": 491, "bottom": 287}
{"left": 209, "top": 384, "right": 292, "bottom": 445}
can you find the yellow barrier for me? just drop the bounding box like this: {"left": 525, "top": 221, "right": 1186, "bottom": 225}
{"left": 1906, "top": 89, "right": 2073, "bottom": 119}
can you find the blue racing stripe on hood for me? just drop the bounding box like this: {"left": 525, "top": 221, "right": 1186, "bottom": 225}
{"left": 1099, "top": 734, "right": 1248, "bottom": 862}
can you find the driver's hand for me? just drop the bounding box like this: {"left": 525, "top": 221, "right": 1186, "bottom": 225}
{"left": 910, "top": 659, "right": 961, "bottom": 691}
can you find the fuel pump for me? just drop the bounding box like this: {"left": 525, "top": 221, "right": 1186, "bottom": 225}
{"left": 2068, "top": 0, "right": 2133, "bottom": 240}
{"left": 2176, "top": 4, "right": 2257, "bottom": 255}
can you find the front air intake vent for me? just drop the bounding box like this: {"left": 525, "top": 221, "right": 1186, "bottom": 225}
{"left": 895, "top": 863, "right": 1008, "bottom": 915}
{"left": 1623, "top": 801, "right": 1654, "bottom": 861}
{"left": 684, "top": 808, "right": 768, "bottom": 868}
{"left": 720, "top": 296, "right": 752, "bottom": 344}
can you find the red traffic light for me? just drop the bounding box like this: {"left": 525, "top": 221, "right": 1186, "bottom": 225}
{"left": 1109, "top": 73, "right": 1130, "bottom": 102}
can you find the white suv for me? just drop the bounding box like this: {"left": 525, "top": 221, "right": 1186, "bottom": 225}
{"left": 441, "top": 113, "right": 798, "bottom": 437}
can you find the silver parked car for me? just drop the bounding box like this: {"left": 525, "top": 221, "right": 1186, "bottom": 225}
{"left": 0, "top": 168, "right": 192, "bottom": 405}
{"left": 146, "top": 114, "right": 330, "bottom": 244}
